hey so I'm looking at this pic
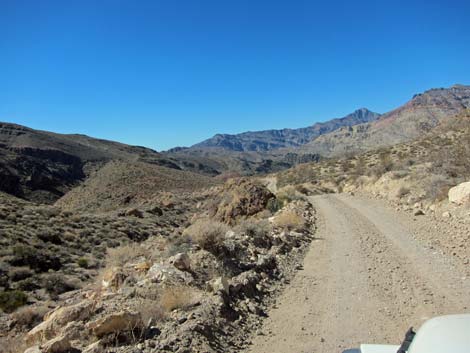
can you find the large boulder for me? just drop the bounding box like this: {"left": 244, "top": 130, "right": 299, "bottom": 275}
{"left": 26, "top": 300, "right": 95, "bottom": 345}
{"left": 86, "top": 310, "right": 141, "bottom": 337}
{"left": 207, "top": 178, "right": 275, "bottom": 224}
{"left": 448, "top": 181, "right": 470, "bottom": 205}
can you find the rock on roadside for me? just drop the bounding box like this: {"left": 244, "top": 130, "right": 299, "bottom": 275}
{"left": 448, "top": 181, "right": 470, "bottom": 205}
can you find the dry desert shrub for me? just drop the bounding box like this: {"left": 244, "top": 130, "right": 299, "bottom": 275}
{"left": 235, "top": 219, "right": 271, "bottom": 247}
{"left": 135, "top": 299, "right": 166, "bottom": 326}
{"left": 159, "top": 286, "right": 193, "bottom": 312}
{"left": 235, "top": 219, "right": 270, "bottom": 239}
{"left": 0, "top": 290, "right": 28, "bottom": 313}
{"left": 274, "top": 211, "right": 305, "bottom": 231}
{"left": 11, "top": 305, "right": 49, "bottom": 329}
{"left": 183, "top": 219, "right": 228, "bottom": 254}
{"left": 424, "top": 174, "right": 454, "bottom": 202}
{"left": 106, "top": 243, "right": 149, "bottom": 267}
{"left": 276, "top": 185, "right": 301, "bottom": 205}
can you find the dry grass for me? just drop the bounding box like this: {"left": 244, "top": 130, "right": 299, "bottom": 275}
{"left": 183, "top": 219, "right": 229, "bottom": 254}
{"left": 159, "top": 286, "right": 193, "bottom": 312}
{"left": 235, "top": 219, "right": 271, "bottom": 247}
{"left": 135, "top": 299, "right": 166, "bottom": 326}
{"left": 11, "top": 305, "right": 49, "bottom": 329}
{"left": 106, "top": 244, "right": 149, "bottom": 267}
{"left": 274, "top": 211, "right": 305, "bottom": 231}
{"left": 276, "top": 185, "right": 301, "bottom": 205}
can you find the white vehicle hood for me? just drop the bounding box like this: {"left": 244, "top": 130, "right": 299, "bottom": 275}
{"left": 360, "top": 344, "right": 400, "bottom": 353}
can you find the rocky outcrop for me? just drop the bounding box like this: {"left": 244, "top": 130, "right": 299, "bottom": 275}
{"left": 18, "top": 199, "right": 316, "bottom": 353}
{"left": 86, "top": 310, "right": 141, "bottom": 337}
{"left": 207, "top": 178, "right": 275, "bottom": 224}
{"left": 146, "top": 263, "right": 193, "bottom": 285}
{"left": 40, "top": 333, "right": 72, "bottom": 353}
{"left": 26, "top": 300, "right": 95, "bottom": 345}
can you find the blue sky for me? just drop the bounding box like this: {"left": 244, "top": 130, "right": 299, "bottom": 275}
{"left": 1, "top": 0, "right": 469, "bottom": 151}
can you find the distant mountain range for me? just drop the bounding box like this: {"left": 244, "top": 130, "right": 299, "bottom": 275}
{"left": 1, "top": 84, "right": 469, "bottom": 203}
{"left": 169, "top": 84, "right": 470, "bottom": 159}
{"left": 185, "top": 108, "right": 381, "bottom": 152}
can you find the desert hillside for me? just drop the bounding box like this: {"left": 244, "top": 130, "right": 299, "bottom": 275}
{"left": 1, "top": 88, "right": 469, "bottom": 353}
{"left": 300, "top": 84, "right": 470, "bottom": 156}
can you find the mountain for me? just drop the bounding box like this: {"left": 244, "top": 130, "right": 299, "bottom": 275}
{"left": 190, "top": 108, "right": 381, "bottom": 152}
{"left": 164, "top": 108, "right": 381, "bottom": 175}
{"left": 300, "top": 84, "right": 470, "bottom": 157}
{"left": 0, "top": 122, "right": 217, "bottom": 203}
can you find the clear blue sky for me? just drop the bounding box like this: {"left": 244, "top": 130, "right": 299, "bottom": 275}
{"left": 1, "top": 0, "right": 469, "bottom": 151}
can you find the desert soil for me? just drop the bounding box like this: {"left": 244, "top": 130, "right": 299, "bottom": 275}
{"left": 246, "top": 194, "right": 470, "bottom": 353}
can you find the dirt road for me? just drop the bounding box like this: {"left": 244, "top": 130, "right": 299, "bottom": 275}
{"left": 247, "top": 194, "right": 470, "bottom": 353}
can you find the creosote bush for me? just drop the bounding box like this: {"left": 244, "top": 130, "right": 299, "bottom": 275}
{"left": 43, "top": 273, "right": 76, "bottom": 297}
{"left": 0, "top": 290, "right": 28, "bottom": 313}
{"left": 266, "top": 198, "right": 282, "bottom": 214}
{"left": 183, "top": 219, "right": 229, "bottom": 255}
{"left": 77, "top": 257, "right": 89, "bottom": 268}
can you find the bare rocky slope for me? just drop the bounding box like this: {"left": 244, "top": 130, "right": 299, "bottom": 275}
{"left": 0, "top": 122, "right": 220, "bottom": 203}
{"left": 301, "top": 84, "right": 470, "bottom": 156}
{"left": 0, "top": 175, "right": 318, "bottom": 353}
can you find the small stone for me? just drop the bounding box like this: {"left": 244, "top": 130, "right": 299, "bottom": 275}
{"left": 168, "top": 253, "right": 191, "bottom": 272}
{"left": 208, "top": 276, "right": 229, "bottom": 295}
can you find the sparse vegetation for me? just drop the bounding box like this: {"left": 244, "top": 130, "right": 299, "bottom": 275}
{"left": 0, "top": 290, "right": 28, "bottom": 313}
{"left": 235, "top": 220, "right": 271, "bottom": 247}
{"left": 159, "top": 286, "right": 193, "bottom": 312}
{"left": 11, "top": 305, "right": 49, "bottom": 329}
{"left": 274, "top": 211, "right": 305, "bottom": 231}
{"left": 183, "top": 219, "right": 229, "bottom": 255}
{"left": 77, "top": 257, "right": 89, "bottom": 268}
